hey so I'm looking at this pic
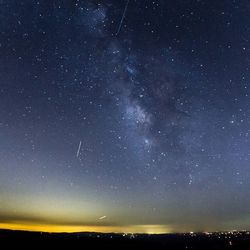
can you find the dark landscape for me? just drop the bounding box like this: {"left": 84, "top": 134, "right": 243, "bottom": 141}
{"left": 1, "top": 230, "right": 250, "bottom": 249}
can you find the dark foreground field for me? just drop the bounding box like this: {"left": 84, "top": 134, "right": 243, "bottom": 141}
{"left": 1, "top": 229, "right": 250, "bottom": 249}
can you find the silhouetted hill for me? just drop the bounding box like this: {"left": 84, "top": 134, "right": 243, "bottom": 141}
{"left": 1, "top": 229, "right": 250, "bottom": 249}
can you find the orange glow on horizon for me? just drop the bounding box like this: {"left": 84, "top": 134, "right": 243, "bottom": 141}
{"left": 0, "top": 222, "right": 172, "bottom": 234}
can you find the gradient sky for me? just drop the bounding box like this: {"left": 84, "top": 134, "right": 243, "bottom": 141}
{"left": 1, "top": 0, "right": 250, "bottom": 233}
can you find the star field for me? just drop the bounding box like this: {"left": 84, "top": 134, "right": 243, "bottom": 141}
{"left": 1, "top": 0, "right": 250, "bottom": 233}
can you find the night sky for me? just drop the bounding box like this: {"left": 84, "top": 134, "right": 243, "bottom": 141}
{"left": 1, "top": 0, "right": 250, "bottom": 233}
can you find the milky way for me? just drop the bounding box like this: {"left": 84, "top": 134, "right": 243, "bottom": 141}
{"left": 0, "top": 0, "right": 250, "bottom": 233}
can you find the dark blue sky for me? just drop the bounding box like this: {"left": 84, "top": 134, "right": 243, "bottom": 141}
{"left": 0, "top": 0, "right": 250, "bottom": 233}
